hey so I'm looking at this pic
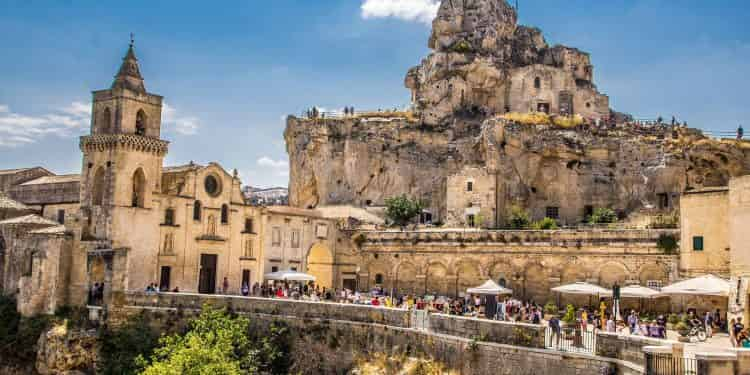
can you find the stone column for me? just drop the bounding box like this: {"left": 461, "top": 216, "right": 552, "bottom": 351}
{"left": 695, "top": 352, "right": 737, "bottom": 375}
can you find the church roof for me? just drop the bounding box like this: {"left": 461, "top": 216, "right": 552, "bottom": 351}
{"left": 0, "top": 214, "right": 59, "bottom": 226}
{"left": 0, "top": 191, "right": 30, "bottom": 210}
{"left": 29, "top": 225, "right": 68, "bottom": 235}
{"left": 111, "top": 42, "right": 146, "bottom": 93}
{"left": 0, "top": 168, "right": 33, "bottom": 176}
{"left": 163, "top": 163, "right": 204, "bottom": 174}
{"left": 19, "top": 174, "right": 80, "bottom": 186}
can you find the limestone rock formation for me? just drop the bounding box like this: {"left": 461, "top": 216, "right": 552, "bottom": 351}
{"left": 36, "top": 325, "right": 99, "bottom": 375}
{"left": 405, "top": 0, "right": 609, "bottom": 125}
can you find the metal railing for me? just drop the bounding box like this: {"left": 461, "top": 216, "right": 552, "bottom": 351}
{"left": 646, "top": 352, "right": 697, "bottom": 375}
{"left": 544, "top": 326, "right": 597, "bottom": 354}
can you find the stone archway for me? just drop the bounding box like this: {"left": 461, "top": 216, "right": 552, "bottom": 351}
{"left": 425, "top": 262, "right": 449, "bottom": 296}
{"left": 394, "top": 262, "right": 418, "bottom": 296}
{"left": 639, "top": 264, "right": 669, "bottom": 287}
{"left": 306, "top": 243, "right": 334, "bottom": 289}
{"left": 455, "top": 259, "right": 483, "bottom": 297}
{"left": 598, "top": 262, "right": 629, "bottom": 288}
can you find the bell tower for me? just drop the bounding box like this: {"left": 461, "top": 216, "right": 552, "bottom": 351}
{"left": 79, "top": 39, "right": 168, "bottom": 244}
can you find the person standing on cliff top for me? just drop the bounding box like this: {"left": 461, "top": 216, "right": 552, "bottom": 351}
{"left": 738, "top": 125, "right": 744, "bottom": 140}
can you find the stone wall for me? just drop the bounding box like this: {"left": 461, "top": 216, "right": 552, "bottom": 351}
{"left": 429, "top": 313, "right": 546, "bottom": 348}
{"left": 596, "top": 331, "right": 673, "bottom": 367}
{"left": 349, "top": 228, "right": 679, "bottom": 303}
{"left": 109, "top": 302, "right": 641, "bottom": 375}
{"left": 119, "top": 291, "right": 411, "bottom": 328}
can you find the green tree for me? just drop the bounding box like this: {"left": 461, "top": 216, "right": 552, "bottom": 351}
{"left": 139, "top": 305, "right": 258, "bottom": 375}
{"left": 99, "top": 314, "right": 158, "bottom": 375}
{"left": 562, "top": 304, "right": 577, "bottom": 325}
{"left": 588, "top": 208, "right": 618, "bottom": 224}
{"left": 384, "top": 195, "right": 423, "bottom": 228}
{"left": 507, "top": 205, "right": 531, "bottom": 229}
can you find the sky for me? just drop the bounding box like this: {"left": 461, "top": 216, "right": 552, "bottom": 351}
{"left": 0, "top": 0, "right": 748, "bottom": 188}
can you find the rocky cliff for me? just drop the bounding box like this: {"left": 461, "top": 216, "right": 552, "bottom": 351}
{"left": 284, "top": 0, "right": 750, "bottom": 225}
{"left": 286, "top": 114, "right": 750, "bottom": 225}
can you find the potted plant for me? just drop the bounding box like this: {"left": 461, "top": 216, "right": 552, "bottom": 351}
{"left": 674, "top": 321, "right": 691, "bottom": 342}
{"left": 543, "top": 301, "right": 558, "bottom": 320}
{"left": 562, "top": 304, "right": 577, "bottom": 339}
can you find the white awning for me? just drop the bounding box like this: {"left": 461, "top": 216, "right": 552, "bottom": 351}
{"left": 551, "top": 282, "right": 612, "bottom": 296}
{"left": 660, "top": 275, "right": 730, "bottom": 297}
{"left": 619, "top": 285, "right": 664, "bottom": 299}
{"left": 264, "top": 270, "right": 316, "bottom": 282}
{"left": 466, "top": 279, "right": 513, "bottom": 295}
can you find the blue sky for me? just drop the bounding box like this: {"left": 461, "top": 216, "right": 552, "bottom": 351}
{"left": 0, "top": 0, "right": 748, "bottom": 188}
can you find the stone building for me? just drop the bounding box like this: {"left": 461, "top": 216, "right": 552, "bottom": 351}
{"left": 0, "top": 44, "right": 343, "bottom": 316}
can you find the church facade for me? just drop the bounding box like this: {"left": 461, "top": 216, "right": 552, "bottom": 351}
{"left": 0, "top": 44, "right": 342, "bottom": 316}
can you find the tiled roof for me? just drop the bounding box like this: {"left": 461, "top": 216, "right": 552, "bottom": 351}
{"left": 29, "top": 225, "right": 67, "bottom": 235}
{"left": 0, "top": 214, "right": 60, "bottom": 226}
{"left": 163, "top": 163, "right": 203, "bottom": 173}
{"left": 20, "top": 174, "right": 81, "bottom": 185}
{"left": 0, "top": 191, "right": 30, "bottom": 210}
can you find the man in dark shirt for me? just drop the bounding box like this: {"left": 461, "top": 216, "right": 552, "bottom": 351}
{"left": 549, "top": 315, "right": 561, "bottom": 348}
{"left": 734, "top": 317, "right": 745, "bottom": 339}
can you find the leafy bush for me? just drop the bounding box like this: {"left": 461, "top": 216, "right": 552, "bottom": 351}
{"left": 502, "top": 112, "right": 551, "bottom": 125}
{"left": 532, "top": 217, "right": 559, "bottom": 230}
{"left": 667, "top": 313, "right": 680, "bottom": 325}
{"left": 552, "top": 114, "right": 585, "bottom": 128}
{"left": 544, "top": 302, "right": 558, "bottom": 315}
{"left": 674, "top": 321, "right": 690, "bottom": 336}
{"left": 384, "top": 195, "right": 423, "bottom": 228}
{"left": 657, "top": 234, "right": 678, "bottom": 254}
{"left": 450, "top": 39, "right": 473, "bottom": 53}
{"left": 98, "top": 314, "right": 159, "bottom": 375}
{"left": 507, "top": 205, "right": 531, "bottom": 229}
{"left": 562, "top": 304, "right": 577, "bottom": 325}
{"left": 0, "top": 295, "right": 53, "bottom": 366}
{"left": 588, "top": 208, "right": 618, "bottom": 224}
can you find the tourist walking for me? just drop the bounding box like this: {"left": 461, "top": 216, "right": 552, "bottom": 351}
{"left": 549, "top": 315, "right": 561, "bottom": 349}
{"left": 733, "top": 318, "right": 745, "bottom": 347}
{"left": 627, "top": 310, "right": 639, "bottom": 334}
{"left": 704, "top": 311, "right": 714, "bottom": 338}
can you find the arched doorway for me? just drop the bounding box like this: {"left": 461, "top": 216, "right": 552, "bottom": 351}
{"left": 455, "top": 260, "right": 482, "bottom": 298}
{"left": 598, "top": 263, "right": 628, "bottom": 288}
{"left": 395, "top": 262, "right": 418, "bottom": 296}
{"left": 306, "top": 243, "right": 333, "bottom": 289}
{"left": 425, "top": 263, "right": 448, "bottom": 296}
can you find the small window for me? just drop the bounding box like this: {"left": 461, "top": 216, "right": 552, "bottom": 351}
{"left": 467, "top": 181, "right": 473, "bottom": 192}
{"left": 244, "top": 218, "right": 254, "bottom": 233}
{"left": 584, "top": 205, "right": 594, "bottom": 219}
{"left": 135, "top": 110, "right": 147, "bottom": 136}
{"left": 221, "top": 204, "right": 229, "bottom": 224}
{"left": 244, "top": 239, "right": 253, "bottom": 258}
{"left": 291, "top": 229, "right": 300, "bottom": 248}
{"left": 467, "top": 214, "right": 476, "bottom": 228}
{"left": 164, "top": 208, "right": 175, "bottom": 226}
{"left": 193, "top": 201, "right": 202, "bottom": 221}
{"left": 291, "top": 267, "right": 297, "bottom": 272}
{"left": 546, "top": 206, "right": 560, "bottom": 220}
{"left": 272, "top": 227, "right": 281, "bottom": 246}
{"left": 375, "top": 273, "right": 384, "bottom": 284}
{"left": 658, "top": 193, "right": 670, "bottom": 210}
{"left": 534, "top": 76, "right": 541, "bottom": 89}
{"left": 57, "top": 209, "right": 65, "bottom": 224}
{"left": 271, "top": 266, "right": 279, "bottom": 273}
{"left": 693, "top": 236, "right": 704, "bottom": 251}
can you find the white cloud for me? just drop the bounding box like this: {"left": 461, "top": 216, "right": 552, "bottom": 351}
{"left": 0, "top": 102, "right": 90, "bottom": 148}
{"left": 257, "top": 156, "right": 289, "bottom": 170}
{"left": 361, "top": 0, "right": 440, "bottom": 24}
{"left": 163, "top": 103, "right": 199, "bottom": 136}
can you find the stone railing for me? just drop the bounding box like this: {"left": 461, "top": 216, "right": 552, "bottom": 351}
{"left": 596, "top": 331, "right": 676, "bottom": 367}
{"left": 358, "top": 228, "right": 679, "bottom": 251}
{"left": 118, "top": 291, "right": 411, "bottom": 328}
{"left": 429, "top": 313, "right": 546, "bottom": 348}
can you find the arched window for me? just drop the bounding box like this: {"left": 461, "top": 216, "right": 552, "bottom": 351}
{"left": 135, "top": 110, "right": 147, "bottom": 136}
{"left": 534, "top": 76, "right": 541, "bottom": 89}
{"left": 221, "top": 204, "right": 229, "bottom": 224}
{"left": 92, "top": 167, "right": 106, "bottom": 206}
{"left": 131, "top": 168, "right": 146, "bottom": 208}
{"left": 193, "top": 201, "right": 202, "bottom": 221}
{"left": 100, "top": 108, "right": 112, "bottom": 134}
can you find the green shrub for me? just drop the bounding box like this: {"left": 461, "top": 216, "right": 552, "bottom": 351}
{"left": 384, "top": 195, "right": 423, "bottom": 228}
{"left": 657, "top": 234, "right": 678, "bottom": 254}
{"left": 562, "top": 304, "right": 577, "bottom": 325}
{"left": 667, "top": 314, "right": 680, "bottom": 325}
{"left": 532, "top": 217, "right": 559, "bottom": 230}
{"left": 544, "top": 302, "right": 558, "bottom": 315}
{"left": 588, "top": 208, "right": 618, "bottom": 224}
{"left": 0, "top": 295, "right": 53, "bottom": 366}
{"left": 674, "top": 321, "right": 690, "bottom": 336}
{"left": 98, "top": 314, "right": 159, "bottom": 375}
{"left": 508, "top": 205, "right": 531, "bottom": 229}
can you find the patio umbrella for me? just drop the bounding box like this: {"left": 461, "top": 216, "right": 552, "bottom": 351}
{"left": 466, "top": 279, "right": 513, "bottom": 295}
{"left": 660, "top": 275, "right": 730, "bottom": 297}
{"left": 551, "top": 282, "right": 612, "bottom": 296}
{"left": 619, "top": 285, "right": 663, "bottom": 298}
{"left": 264, "top": 270, "right": 316, "bottom": 282}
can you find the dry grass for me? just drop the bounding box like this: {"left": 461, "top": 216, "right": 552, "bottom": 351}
{"left": 500, "top": 112, "right": 584, "bottom": 128}
{"left": 355, "top": 110, "right": 418, "bottom": 122}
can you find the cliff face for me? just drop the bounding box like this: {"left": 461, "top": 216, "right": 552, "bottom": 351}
{"left": 284, "top": 0, "right": 750, "bottom": 225}
{"left": 406, "top": 0, "right": 609, "bottom": 125}
{"left": 285, "top": 114, "right": 750, "bottom": 225}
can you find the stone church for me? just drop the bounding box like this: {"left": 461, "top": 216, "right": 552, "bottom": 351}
{"left": 0, "top": 43, "right": 343, "bottom": 316}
